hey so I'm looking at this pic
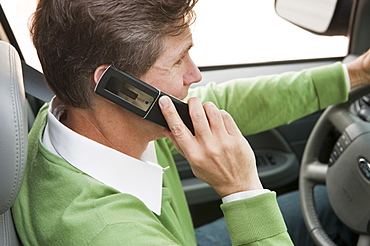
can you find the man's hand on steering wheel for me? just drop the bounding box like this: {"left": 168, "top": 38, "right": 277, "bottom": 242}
{"left": 347, "top": 49, "right": 370, "bottom": 88}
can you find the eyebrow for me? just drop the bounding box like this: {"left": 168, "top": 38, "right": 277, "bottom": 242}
{"left": 178, "top": 42, "right": 194, "bottom": 59}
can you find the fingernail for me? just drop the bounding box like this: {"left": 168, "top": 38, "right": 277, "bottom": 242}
{"left": 159, "top": 96, "right": 169, "bottom": 108}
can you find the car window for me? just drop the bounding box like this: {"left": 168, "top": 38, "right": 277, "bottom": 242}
{"left": 0, "top": 0, "right": 41, "bottom": 71}
{"left": 191, "top": 0, "right": 349, "bottom": 67}
{"left": 2, "top": 0, "right": 349, "bottom": 70}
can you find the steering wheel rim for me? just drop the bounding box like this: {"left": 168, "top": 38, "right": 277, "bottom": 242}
{"left": 300, "top": 85, "right": 370, "bottom": 246}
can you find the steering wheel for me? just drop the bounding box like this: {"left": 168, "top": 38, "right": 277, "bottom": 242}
{"left": 300, "top": 85, "right": 370, "bottom": 246}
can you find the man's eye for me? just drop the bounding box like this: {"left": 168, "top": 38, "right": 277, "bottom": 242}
{"left": 175, "top": 57, "right": 184, "bottom": 65}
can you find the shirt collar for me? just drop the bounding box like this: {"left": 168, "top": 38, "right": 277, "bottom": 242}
{"left": 43, "top": 97, "right": 167, "bottom": 215}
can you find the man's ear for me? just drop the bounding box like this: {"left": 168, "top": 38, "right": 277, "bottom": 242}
{"left": 93, "top": 65, "right": 109, "bottom": 85}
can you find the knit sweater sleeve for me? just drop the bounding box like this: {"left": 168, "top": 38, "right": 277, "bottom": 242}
{"left": 221, "top": 192, "right": 293, "bottom": 245}
{"left": 188, "top": 62, "right": 347, "bottom": 136}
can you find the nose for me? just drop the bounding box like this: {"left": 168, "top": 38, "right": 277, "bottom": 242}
{"left": 183, "top": 55, "right": 202, "bottom": 86}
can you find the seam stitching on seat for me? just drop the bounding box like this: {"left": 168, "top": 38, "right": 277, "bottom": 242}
{"left": 11, "top": 44, "right": 23, "bottom": 212}
{"left": 18, "top": 56, "right": 26, "bottom": 205}
{"left": 13, "top": 48, "right": 26, "bottom": 206}
{"left": 5, "top": 212, "right": 10, "bottom": 244}
{"left": 2, "top": 45, "right": 19, "bottom": 214}
{"left": 0, "top": 212, "right": 10, "bottom": 244}
{"left": 0, "top": 214, "right": 5, "bottom": 244}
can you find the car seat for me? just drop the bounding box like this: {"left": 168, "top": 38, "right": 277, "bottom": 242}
{"left": 0, "top": 41, "right": 28, "bottom": 245}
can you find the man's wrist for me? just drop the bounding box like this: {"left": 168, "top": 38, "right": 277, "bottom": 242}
{"left": 222, "top": 189, "right": 271, "bottom": 204}
{"left": 342, "top": 64, "right": 351, "bottom": 91}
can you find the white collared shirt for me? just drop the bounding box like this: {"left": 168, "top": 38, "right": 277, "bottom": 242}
{"left": 43, "top": 98, "right": 167, "bottom": 215}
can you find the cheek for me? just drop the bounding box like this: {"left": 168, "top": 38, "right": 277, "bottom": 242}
{"left": 151, "top": 73, "right": 184, "bottom": 97}
{"left": 141, "top": 65, "right": 187, "bottom": 97}
{"left": 164, "top": 80, "right": 185, "bottom": 98}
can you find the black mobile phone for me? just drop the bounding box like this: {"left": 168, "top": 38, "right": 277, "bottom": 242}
{"left": 94, "top": 66, "right": 195, "bottom": 135}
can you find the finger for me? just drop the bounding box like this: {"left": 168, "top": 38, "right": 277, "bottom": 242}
{"left": 203, "top": 102, "right": 228, "bottom": 135}
{"left": 162, "top": 129, "right": 185, "bottom": 156}
{"left": 159, "top": 96, "right": 193, "bottom": 147}
{"left": 220, "top": 110, "right": 243, "bottom": 136}
{"left": 188, "top": 97, "right": 212, "bottom": 137}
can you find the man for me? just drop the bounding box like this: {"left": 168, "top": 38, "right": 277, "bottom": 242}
{"left": 12, "top": 0, "right": 370, "bottom": 245}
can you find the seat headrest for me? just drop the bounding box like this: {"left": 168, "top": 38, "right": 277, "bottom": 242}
{"left": 0, "top": 41, "right": 28, "bottom": 214}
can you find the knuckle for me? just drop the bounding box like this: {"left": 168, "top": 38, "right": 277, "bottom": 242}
{"left": 204, "top": 145, "right": 221, "bottom": 157}
{"left": 169, "top": 124, "right": 185, "bottom": 136}
{"left": 212, "top": 141, "right": 237, "bottom": 158}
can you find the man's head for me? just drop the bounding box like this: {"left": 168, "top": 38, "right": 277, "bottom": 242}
{"left": 31, "top": 0, "right": 198, "bottom": 108}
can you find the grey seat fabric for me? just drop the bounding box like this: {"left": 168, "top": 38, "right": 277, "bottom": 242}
{"left": 0, "top": 41, "right": 28, "bottom": 245}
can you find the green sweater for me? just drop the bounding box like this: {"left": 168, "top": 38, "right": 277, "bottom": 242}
{"left": 13, "top": 63, "right": 347, "bottom": 245}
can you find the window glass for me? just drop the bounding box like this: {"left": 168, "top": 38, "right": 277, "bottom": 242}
{"left": 0, "top": 0, "right": 41, "bottom": 71}
{"left": 1, "top": 0, "right": 349, "bottom": 70}
{"left": 190, "top": 0, "right": 349, "bottom": 67}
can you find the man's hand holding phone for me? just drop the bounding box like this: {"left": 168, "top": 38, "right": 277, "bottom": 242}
{"left": 159, "top": 96, "right": 263, "bottom": 198}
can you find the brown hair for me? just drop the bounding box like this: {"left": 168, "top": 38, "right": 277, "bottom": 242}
{"left": 31, "top": 0, "right": 197, "bottom": 108}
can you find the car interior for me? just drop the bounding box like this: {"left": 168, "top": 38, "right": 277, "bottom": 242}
{"left": 0, "top": 0, "right": 370, "bottom": 245}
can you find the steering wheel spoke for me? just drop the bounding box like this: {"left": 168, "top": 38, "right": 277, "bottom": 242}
{"left": 304, "top": 161, "right": 327, "bottom": 184}
{"left": 327, "top": 107, "right": 358, "bottom": 133}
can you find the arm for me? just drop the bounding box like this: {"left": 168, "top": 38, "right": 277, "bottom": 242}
{"left": 165, "top": 51, "right": 370, "bottom": 153}
{"left": 188, "top": 49, "right": 370, "bottom": 137}
{"left": 165, "top": 62, "right": 347, "bottom": 154}
{"left": 188, "top": 62, "right": 348, "bottom": 136}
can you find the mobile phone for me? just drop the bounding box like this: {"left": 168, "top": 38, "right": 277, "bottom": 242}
{"left": 94, "top": 66, "right": 195, "bottom": 135}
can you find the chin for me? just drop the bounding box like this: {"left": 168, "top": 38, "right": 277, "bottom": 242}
{"left": 180, "top": 91, "right": 189, "bottom": 100}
